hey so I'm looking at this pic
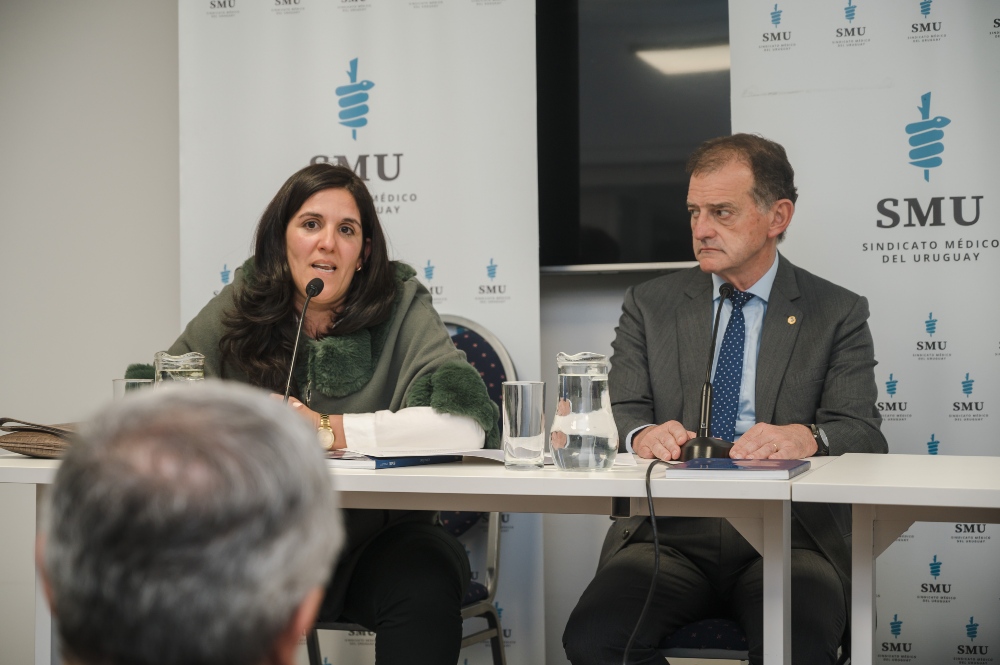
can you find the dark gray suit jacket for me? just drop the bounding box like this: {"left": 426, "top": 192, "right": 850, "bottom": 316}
{"left": 603, "top": 254, "right": 888, "bottom": 601}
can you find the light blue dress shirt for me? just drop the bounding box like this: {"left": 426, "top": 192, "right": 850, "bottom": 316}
{"left": 625, "top": 253, "right": 780, "bottom": 451}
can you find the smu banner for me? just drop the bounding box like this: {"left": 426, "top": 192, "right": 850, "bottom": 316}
{"left": 178, "top": 1, "right": 542, "bottom": 664}
{"left": 729, "top": 0, "right": 1000, "bottom": 661}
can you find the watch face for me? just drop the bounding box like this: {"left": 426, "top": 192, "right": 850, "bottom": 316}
{"left": 317, "top": 428, "right": 335, "bottom": 450}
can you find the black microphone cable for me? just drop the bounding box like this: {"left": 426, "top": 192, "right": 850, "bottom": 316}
{"left": 621, "top": 457, "right": 672, "bottom": 665}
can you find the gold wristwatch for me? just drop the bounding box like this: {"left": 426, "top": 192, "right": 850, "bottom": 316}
{"left": 317, "top": 414, "right": 335, "bottom": 450}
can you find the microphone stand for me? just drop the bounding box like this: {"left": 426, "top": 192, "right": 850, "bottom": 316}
{"left": 680, "top": 282, "right": 736, "bottom": 461}
{"left": 284, "top": 278, "right": 324, "bottom": 404}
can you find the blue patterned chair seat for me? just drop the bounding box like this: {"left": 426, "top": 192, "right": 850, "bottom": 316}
{"left": 660, "top": 618, "right": 749, "bottom": 661}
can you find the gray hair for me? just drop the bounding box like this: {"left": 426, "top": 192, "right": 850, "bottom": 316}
{"left": 42, "top": 381, "right": 342, "bottom": 665}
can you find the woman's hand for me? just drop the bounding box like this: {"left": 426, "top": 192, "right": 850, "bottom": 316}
{"left": 269, "top": 394, "right": 346, "bottom": 449}
{"left": 270, "top": 394, "right": 321, "bottom": 427}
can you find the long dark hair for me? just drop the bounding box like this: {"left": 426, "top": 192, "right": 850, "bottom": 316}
{"left": 219, "top": 164, "right": 397, "bottom": 391}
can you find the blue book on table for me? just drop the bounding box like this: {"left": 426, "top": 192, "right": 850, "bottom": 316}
{"left": 662, "top": 458, "right": 810, "bottom": 479}
{"left": 326, "top": 450, "right": 463, "bottom": 469}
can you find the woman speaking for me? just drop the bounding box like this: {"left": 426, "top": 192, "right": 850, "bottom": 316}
{"left": 165, "top": 163, "right": 499, "bottom": 663}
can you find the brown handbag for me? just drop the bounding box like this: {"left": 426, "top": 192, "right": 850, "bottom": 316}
{"left": 0, "top": 418, "right": 77, "bottom": 459}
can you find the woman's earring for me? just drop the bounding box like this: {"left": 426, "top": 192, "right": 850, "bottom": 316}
{"left": 356, "top": 264, "right": 362, "bottom": 272}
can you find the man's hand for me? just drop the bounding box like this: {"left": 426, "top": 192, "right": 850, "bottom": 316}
{"left": 632, "top": 421, "right": 696, "bottom": 461}
{"left": 730, "top": 423, "right": 817, "bottom": 460}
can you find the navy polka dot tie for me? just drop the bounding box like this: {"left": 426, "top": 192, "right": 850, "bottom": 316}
{"left": 710, "top": 289, "right": 754, "bottom": 443}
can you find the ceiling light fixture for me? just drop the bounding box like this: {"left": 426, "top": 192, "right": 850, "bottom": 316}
{"left": 636, "top": 44, "right": 730, "bottom": 76}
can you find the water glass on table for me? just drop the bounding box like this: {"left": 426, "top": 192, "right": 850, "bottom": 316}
{"left": 502, "top": 381, "right": 545, "bottom": 470}
{"left": 112, "top": 379, "right": 153, "bottom": 400}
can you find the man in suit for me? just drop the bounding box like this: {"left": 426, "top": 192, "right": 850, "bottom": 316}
{"left": 563, "top": 134, "right": 887, "bottom": 665}
{"left": 37, "top": 382, "right": 343, "bottom": 665}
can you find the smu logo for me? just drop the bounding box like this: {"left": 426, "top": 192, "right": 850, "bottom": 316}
{"left": 422, "top": 260, "right": 443, "bottom": 296}
{"left": 929, "top": 554, "right": 942, "bottom": 579}
{"left": 927, "top": 433, "right": 939, "bottom": 455}
{"left": 967, "top": 616, "right": 980, "bottom": 641}
{"left": 763, "top": 3, "right": 791, "bottom": 42}
{"left": 336, "top": 58, "right": 374, "bottom": 140}
{"left": 836, "top": 0, "right": 866, "bottom": 37}
{"left": 478, "top": 259, "right": 506, "bottom": 295}
{"left": 906, "top": 93, "right": 950, "bottom": 182}
{"left": 916, "top": 312, "right": 947, "bottom": 350}
{"left": 912, "top": 0, "right": 942, "bottom": 33}
{"left": 955, "top": 523, "right": 986, "bottom": 534}
{"left": 961, "top": 372, "right": 974, "bottom": 396}
{"left": 877, "top": 373, "right": 907, "bottom": 412}
{"left": 956, "top": 616, "right": 988, "bottom": 655}
{"left": 953, "top": 373, "right": 983, "bottom": 412}
{"left": 881, "top": 613, "right": 912, "bottom": 652}
{"left": 875, "top": 93, "right": 984, "bottom": 230}
{"left": 844, "top": 0, "right": 856, "bottom": 23}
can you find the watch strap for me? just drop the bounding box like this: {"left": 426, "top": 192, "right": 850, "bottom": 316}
{"left": 809, "top": 423, "right": 829, "bottom": 456}
{"left": 317, "top": 414, "right": 335, "bottom": 450}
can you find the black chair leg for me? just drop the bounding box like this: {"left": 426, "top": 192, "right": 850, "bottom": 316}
{"left": 305, "top": 628, "right": 322, "bottom": 665}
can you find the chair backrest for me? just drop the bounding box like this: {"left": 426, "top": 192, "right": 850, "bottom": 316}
{"left": 442, "top": 314, "right": 517, "bottom": 437}
{"left": 440, "top": 315, "right": 514, "bottom": 606}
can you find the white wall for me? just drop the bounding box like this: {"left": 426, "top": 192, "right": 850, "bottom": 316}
{"left": 0, "top": 1, "right": 179, "bottom": 662}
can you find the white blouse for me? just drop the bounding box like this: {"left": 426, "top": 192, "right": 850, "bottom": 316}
{"left": 343, "top": 407, "right": 485, "bottom": 455}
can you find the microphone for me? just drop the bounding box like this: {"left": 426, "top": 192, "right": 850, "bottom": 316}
{"left": 284, "top": 278, "right": 325, "bottom": 404}
{"left": 681, "top": 282, "right": 736, "bottom": 461}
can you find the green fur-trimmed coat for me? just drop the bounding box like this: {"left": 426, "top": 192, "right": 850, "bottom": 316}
{"left": 162, "top": 258, "right": 499, "bottom": 617}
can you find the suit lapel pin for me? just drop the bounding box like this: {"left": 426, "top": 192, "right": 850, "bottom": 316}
{"left": 787, "top": 316, "right": 797, "bottom": 325}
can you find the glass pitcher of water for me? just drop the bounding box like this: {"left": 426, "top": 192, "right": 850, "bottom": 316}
{"left": 153, "top": 351, "right": 206, "bottom": 384}
{"left": 549, "top": 352, "right": 619, "bottom": 470}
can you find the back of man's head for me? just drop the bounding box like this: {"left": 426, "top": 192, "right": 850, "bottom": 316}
{"left": 41, "top": 382, "right": 342, "bottom": 665}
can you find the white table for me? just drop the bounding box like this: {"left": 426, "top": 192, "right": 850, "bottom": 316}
{"left": 791, "top": 453, "right": 1000, "bottom": 665}
{"left": 0, "top": 453, "right": 808, "bottom": 665}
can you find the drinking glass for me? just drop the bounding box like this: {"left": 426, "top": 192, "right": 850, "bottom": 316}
{"left": 502, "top": 381, "right": 545, "bottom": 470}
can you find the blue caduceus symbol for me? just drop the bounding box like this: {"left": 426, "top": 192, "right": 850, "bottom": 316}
{"left": 890, "top": 614, "right": 902, "bottom": 637}
{"left": 487, "top": 258, "right": 498, "bottom": 280}
{"left": 771, "top": 3, "right": 782, "bottom": 27}
{"left": 927, "top": 434, "right": 939, "bottom": 455}
{"left": 925, "top": 312, "right": 937, "bottom": 336}
{"left": 424, "top": 260, "right": 435, "bottom": 281}
{"left": 920, "top": 0, "right": 932, "bottom": 17}
{"left": 336, "top": 58, "right": 374, "bottom": 140}
{"left": 885, "top": 373, "right": 898, "bottom": 396}
{"left": 929, "top": 554, "right": 941, "bottom": 578}
{"left": 906, "top": 92, "right": 950, "bottom": 182}
{"left": 844, "top": 0, "right": 856, "bottom": 23}
{"left": 962, "top": 373, "right": 974, "bottom": 396}
{"left": 967, "top": 617, "right": 979, "bottom": 641}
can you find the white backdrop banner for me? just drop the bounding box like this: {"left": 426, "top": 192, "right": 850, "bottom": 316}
{"left": 729, "top": 0, "right": 1000, "bottom": 661}
{"left": 179, "top": 1, "right": 543, "bottom": 663}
